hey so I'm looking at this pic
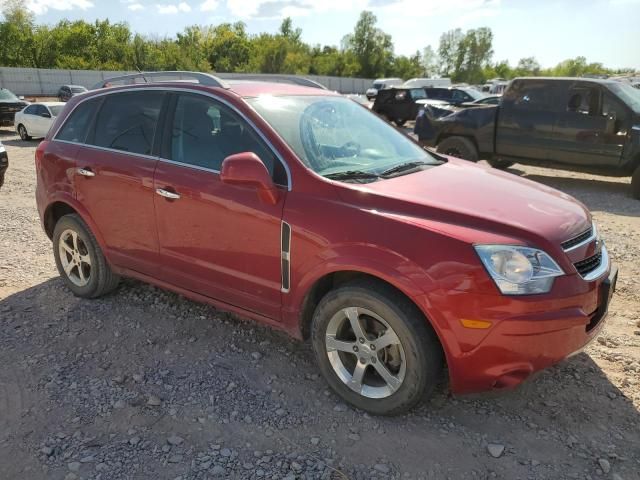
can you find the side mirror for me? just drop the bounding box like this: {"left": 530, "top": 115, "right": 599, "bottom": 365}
{"left": 605, "top": 113, "right": 616, "bottom": 134}
{"left": 220, "top": 152, "right": 279, "bottom": 205}
{"left": 41, "top": 112, "right": 51, "bottom": 118}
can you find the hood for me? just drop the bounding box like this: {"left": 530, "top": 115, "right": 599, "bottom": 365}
{"left": 416, "top": 99, "right": 449, "bottom": 106}
{"left": 340, "top": 158, "right": 590, "bottom": 247}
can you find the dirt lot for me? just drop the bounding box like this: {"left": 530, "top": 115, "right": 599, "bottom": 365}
{"left": 1, "top": 129, "right": 639, "bottom": 480}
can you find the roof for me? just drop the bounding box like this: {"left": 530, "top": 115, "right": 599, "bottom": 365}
{"left": 227, "top": 81, "right": 337, "bottom": 98}
{"left": 38, "top": 101, "right": 66, "bottom": 106}
{"left": 62, "top": 85, "right": 86, "bottom": 88}
{"left": 513, "top": 76, "right": 619, "bottom": 85}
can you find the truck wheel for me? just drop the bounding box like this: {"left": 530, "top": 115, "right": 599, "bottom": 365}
{"left": 632, "top": 166, "right": 640, "bottom": 200}
{"left": 487, "top": 158, "right": 514, "bottom": 170}
{"left": 436, "top": 137, "right": 478, "bottom": 161}
{"left": 53, "top": 214, "right": 120, "bottom": 298}
{"left": 311, "top": 279, "right": 443, "bottom": 415}
{"left": 394, "top": 119, "right": 406, "bottom": 127}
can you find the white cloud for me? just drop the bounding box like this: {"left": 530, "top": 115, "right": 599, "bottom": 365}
{"left": 200, "top": 0, "right": 218, "bottom": 11}
{"left": 25, "top": 0, "right": 94, "bottom": 14}
{"left": 128, "top": 3, "right": 145, "bottom": 10}
{"left": 156, "top": 2, "right": 191, "bottom": 13}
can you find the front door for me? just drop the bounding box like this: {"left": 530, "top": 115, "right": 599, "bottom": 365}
{"left": 551, "top": 84, "right": 626, "bottom": 166}
{"left": 153, "top": 92, "right": 288, "bottom": 319}
{"left": 73, "top": 90, "right": 165, "bottom": 275}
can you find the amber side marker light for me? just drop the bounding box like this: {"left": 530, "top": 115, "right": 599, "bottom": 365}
{"left": 460, "top": 319, "right": 493, "bottom": 329}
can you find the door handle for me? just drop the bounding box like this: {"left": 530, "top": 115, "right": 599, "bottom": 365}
{"left": 76, "top": 167, "right": 95, "bottom": 177}
{"left": 156, "top": 188, "right": 181, "bottom": 200}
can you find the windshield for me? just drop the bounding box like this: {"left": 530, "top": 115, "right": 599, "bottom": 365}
{"left": 49, "top": 105, "right": 64, "bottom": 116}
{"left": 410, "top": 89, "right": 427, "bottom": 100}
{"left": 0, "top": 89, "right": 19, "bottom": 101}
{"left": 463, "top": 89, "right": 487, "bottom": 101}
{"left": 372, "top": 82, "right": 384, "bottom": 90}
{"left": 70, "top": 87, "right": 86, "bottom": 93}
{"left": 249, "top": 95, "right": 440, "bottom": 179}
{"left": 609, "top": 82, "right": 640, "bottom": 113}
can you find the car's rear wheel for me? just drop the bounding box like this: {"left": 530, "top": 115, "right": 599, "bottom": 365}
{"left": 487, "top": 158, "right": 514, "bottom": 170}
{"left": 18, "top": 124, "right": 31, "bottom": 141}
{"left": 632, "top": 166, "right": 640, "bottom": 200}
{"left": 436, "top": 136, "right": 478, "bottom": 161}
{"left": 311, "top": 279, "right": 443, "bottom": 415}
{"left": 53, "top": 214, "right": 120, "bottom": 298}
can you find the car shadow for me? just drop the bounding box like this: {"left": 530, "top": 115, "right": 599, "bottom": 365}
{"left": 1, "top": 138, "right": 41, "bottom": 148}
{"left": 505, "top": 166, "right": 640, "bottom": 217}
{"left": 1, "top": 277, "right": 638, "bottom": 478}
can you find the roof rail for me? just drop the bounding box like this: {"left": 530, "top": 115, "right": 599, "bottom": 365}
{"left": 218, "top": 73, "right": 328, "bottom": 90}
{"left": 91, "top": 71, "right": 229, "bottom": 90}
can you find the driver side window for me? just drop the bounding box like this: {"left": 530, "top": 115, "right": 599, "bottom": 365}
{"left": 167, "top": 94, "right": 287, "bottom": 185}
{"left": 602, "top": 93, "right": 628, "bottom": 134}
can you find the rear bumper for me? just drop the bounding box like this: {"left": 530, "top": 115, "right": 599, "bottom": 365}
{"left": 441, "top": 265, "right": 617, "bottom": 394}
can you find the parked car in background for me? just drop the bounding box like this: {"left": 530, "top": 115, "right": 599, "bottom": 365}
{"left": 424, "top": 86, "right": 489, "bottom": 106}
{"left": 0, "top": 88, "right": 29, "bottom": 127}
{"left": 58, "top": 85, "right": 88, "bottom": 102}
{"left": 0, "top": 140, "right": 7, "bottom": 188}
{"left": 372, "top": 87, "right": 431, "bottom": 126}
{"left": 415, "top": 77, "right": 640, "bottom": 198}
{"left": 365, "top": 78, "right": 403, "bottom": 100}
{"left": 36, "top": 71, "right": 616, "bottom": 414}
{"left": 14, "top": 102, "right": 65, "bottom": 140}
{"left": 464, "top": 94, "right": 501, "bottom": 106}
{"left": 402, "top": 78, "right": 452, "bottom": 89}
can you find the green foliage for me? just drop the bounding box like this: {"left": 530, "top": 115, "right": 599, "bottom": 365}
{"left": 0, "top": 2, "right": 633, "bottom": 82}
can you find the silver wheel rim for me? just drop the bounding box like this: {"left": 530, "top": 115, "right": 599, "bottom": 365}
{"left": 325, "top": 307, "right": 406, "bottom": 399}
{"left": 58, "top": 229, "right": 92, "bottom": 287}
{"left": 19, "top": 126, "right": 26, "bottom": 139}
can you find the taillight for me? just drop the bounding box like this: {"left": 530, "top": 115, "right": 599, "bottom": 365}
{"left": 35, "top": 140, "right": 47, "bottom": 170}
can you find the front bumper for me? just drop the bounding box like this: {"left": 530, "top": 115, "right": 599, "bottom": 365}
{"left": 441, "top": 265, "right": 617, "bottom": 394}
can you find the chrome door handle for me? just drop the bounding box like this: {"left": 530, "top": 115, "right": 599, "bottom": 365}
{"left": 155, "top": 188, "right": 180, "bottom": 200}
{"left": 76, "top": 168, "right": 95, "bottom": 177}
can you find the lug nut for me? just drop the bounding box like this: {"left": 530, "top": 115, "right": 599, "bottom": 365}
{"left": 359, "top": 357, "right": 366, "bottom": 364}
{"left": 370, "top": 344, "right": 376, "bottom": 350}
{"left": 371, "top": 357, "right": 377, "bottom": 364}
{"left": 358, "top": 337, "right": 365, "bottom": 344}
{"left": 353, "top": 346, "right": 359, "bottom": 352}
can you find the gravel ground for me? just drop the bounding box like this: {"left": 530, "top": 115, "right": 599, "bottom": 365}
{"left": 1, "top": 129, "right": 639, "bottom": 480}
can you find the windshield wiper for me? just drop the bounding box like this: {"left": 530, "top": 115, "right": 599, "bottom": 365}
{"left": 380, "top": 161, "right": 430, "bottom": 177}
{"left": 324, "top": 170, "right": 380, "bottom": 182}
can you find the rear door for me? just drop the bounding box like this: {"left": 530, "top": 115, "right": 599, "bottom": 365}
{"left": 153, "top": 92, "right": 287, "bottom": 319}
{"left": 496, "top": 79, "right": 556, "bottom": 161}
{"left": 550, "top": 82, "right": 627, "bottom": 166}
{"left": 73, "top": 90, "right": 165, "bottom": 275}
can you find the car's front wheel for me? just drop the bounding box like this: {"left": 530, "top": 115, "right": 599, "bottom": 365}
{"left": 52, "top": 214, "right": 120, "bottom": 298}
{"left": 17, "top": 124, "right": 31, "bottom": 141}
{"left": 436, "top": 136, "right": 478, "bottom": 161}
{"left": 311, "top": 279, "right": 443, "bottom": 415}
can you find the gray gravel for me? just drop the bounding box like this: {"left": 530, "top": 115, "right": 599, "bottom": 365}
{"left": 1, "top": 130, "right": 639, "bottom": 479}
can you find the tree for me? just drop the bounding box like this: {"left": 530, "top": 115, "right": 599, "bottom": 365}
{"left": 342, "top": 11, "right": 394, "bottom": 78}
{"left": 437, "top": 27, "right": 494, "bottom": 83}
{"left": 515, "top": 56, "right": 541, "bottom": 76}
{"left": 206, "top": 22, "right": 250, "bottom": 72}
{"left": 393, "top": 51, "right": 423, "bottom": 79}
{"left": 421, "top": 46, "right": 438, "bottom": 77}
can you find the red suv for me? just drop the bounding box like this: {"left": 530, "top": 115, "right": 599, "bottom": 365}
{"left": 35, "top": 72, "right": 617, "bottom": 415}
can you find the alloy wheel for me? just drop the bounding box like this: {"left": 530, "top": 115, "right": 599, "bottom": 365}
{"left": 19, "top": 125, "right": 27, "bottom": 140}
{"left": 58, "top": 229, "right": 92, "bottom": 287}
{"left": 325, "top": 307, "right": 406, "bottom": 399}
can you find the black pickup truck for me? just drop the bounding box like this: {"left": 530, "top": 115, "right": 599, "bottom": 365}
{"left": 415, "top": 77, "right": 640, "bottom": 198}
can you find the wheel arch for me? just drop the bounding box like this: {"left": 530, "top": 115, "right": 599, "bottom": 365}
{"left": 296, "top": 268, "right": 451, "bottom": 372}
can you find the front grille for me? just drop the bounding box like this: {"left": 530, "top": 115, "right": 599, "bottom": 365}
{"left": 574, "top": 252, "right": 602, "bottom": 277}
{"left": 562, "top": 227, "right": 593, "bottom": 250}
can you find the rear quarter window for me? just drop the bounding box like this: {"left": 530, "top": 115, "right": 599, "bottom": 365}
{"left": 56, "top": 98, "right": 101, "bottom": 143}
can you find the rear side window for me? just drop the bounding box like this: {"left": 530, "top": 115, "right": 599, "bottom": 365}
{"left": 56, "top": 98, "right": 100, "bottom": 143}
{"left": 90, "top": 92, "right": 164, "bottom": 155}
{"left": 504, "top": 81, "right": 552, "bottom": 110}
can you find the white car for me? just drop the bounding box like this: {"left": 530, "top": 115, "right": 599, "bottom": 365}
{"left": 14, "top": 102, "right": 65, "bottom": 140}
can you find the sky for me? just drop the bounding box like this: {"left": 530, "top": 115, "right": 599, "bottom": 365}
{"left": 18, "top": 0, "right": 640, "bottom": 70}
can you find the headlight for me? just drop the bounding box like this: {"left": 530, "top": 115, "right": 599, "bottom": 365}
{"left": 475, "top": 245, "right": 564, "bottom": 295}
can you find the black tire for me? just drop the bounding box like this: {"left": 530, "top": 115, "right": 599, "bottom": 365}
{"left": 487, "top": 158, "right": 515, "bottom": 170}
{"left": 436, "top": 136, "right": 478, "bottom": 161}
{"left": 632, "top": 166, "right": 640, "bottom": 200}
{"left": 52, "top": 214, "right": 120, "bottom": 298}
{"left": 394, "top": 119, "right": 406, "bottom": 127}
{"left": 18, "top": 124, "right": 31, "bottom": 141}
{"left": 311, "top": 279, "right": 443, "bottom": 415}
